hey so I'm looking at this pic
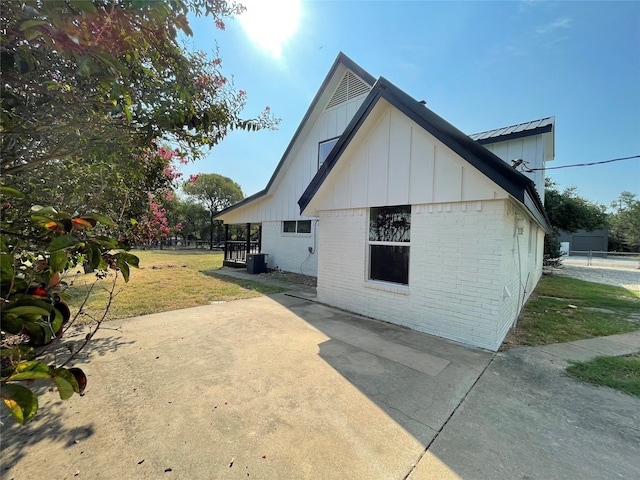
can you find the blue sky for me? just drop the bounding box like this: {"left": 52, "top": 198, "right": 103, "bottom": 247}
{"left": 181, "top": 1, "right": 639, "bottom": 209}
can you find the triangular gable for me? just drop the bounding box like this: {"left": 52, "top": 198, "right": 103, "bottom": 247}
{"left": 214, "top": 53, "right": 375, "bottom": 220}
{"left": 298, "top": 77, "right": 551, "bottom": 231}
{"left": 326, "top": 71, "right": 372, "bottom": 109}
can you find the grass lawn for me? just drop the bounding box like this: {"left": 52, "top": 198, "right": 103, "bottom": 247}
{"left": 567, "top": 354, "right": 640, "bottom": 397}
{"left": 63, "top": 249, "right": 285, "bottom": 322}
{"left": 507, "top": 275, "right": 640, "bottom": 347}
{"left": 507, "top": 275, "right": 640, "bottom": 396}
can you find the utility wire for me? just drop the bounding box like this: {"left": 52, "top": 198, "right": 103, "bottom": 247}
{"left": 524, "top": 155, "right": 639, "bottom": 172}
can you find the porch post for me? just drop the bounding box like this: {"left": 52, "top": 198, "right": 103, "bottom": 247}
{"left": 224, "top": 223, "right": 229, "bottom": 260}
{"left": 258, "top": 225, "right": 262, "bottom": 253}
{"left": 245, "top": 223, "right": 251, "bottom": 260}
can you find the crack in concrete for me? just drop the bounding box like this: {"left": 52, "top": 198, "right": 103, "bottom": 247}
{"left": 401, "top": 352, "right": 498, "bottom": 480}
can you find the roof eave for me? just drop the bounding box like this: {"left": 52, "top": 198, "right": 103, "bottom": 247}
{"left": 474, "top": 124, "right": 553, "bottom": 145}
{"left": 263, "top": 53, "right": 375, "bottom": 194}
{"left": 213, "top": 188, "right": 270, "bottom": 220}
{"left": 299, "top": 77, "right": 551, "bottom": 230}
{"left": 217, "top": 53, "right": 375, "bottom": 221}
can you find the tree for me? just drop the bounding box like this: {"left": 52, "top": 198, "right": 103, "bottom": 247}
{"left": 5, "top": 144, "right": 179, "bottom": 233}
{"left": 544, "top": 179, "right": 607, "bottom": 233}
{"left": 1, "top": 0, "right": 278, "bottom": 232}
{"left": 1, "top": 1, "right": 278, "bottom": 424}
{"left": 609, "top": 191, "right": 640, "bottom": 252}
{"left": 543, "top": 179, "right": 607, "bottom": 264}
{"left": 1, "top": 186, "right": 138, "bottom": 424}
{"left": 1, "top": 0, "right": 278, "bottom": 177}
{"left": 182, "top": 174, "right": 243, "bottom": 249}
{"left": 169, "top": 198, "right": 209, "bottom": 247}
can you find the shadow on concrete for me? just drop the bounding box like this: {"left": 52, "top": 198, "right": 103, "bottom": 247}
{"left": 1, "top": 333, "right": 133, "bottom": 473}
{"left": 208, "top": 269, "right": 317, "bottom": 296}
{"left": 2, "top": 400, "right": 96, "bottom": 474}
{"left": 44, "top": 326, "right": 137, "bottom": 364}
{"left": 269, "top": 293, "right": 493, "bottom": 445}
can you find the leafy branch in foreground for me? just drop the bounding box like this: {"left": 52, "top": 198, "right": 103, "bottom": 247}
{"left": 1, "top": 187, "right": 138, "bottom": 424}
{"left": 1, "top": 0, "right": 281, "bottom": 425}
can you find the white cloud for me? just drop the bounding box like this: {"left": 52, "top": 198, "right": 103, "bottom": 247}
{"left": 536, "top": 17, "right": 573, "bottom": 35}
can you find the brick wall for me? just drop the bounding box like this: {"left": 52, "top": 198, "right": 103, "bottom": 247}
{"left": 317, "top": 200, "right": 540, "bottom": 351}
{"left": 497, "top": 201, "right": 543, "bottom": 343}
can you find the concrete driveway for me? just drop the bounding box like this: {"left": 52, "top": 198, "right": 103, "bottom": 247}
{"left": 410, "top": 346, "right": 640, "bottom": 480}
{"left": 1, "top": 292, "right": 492, "bottom": 479}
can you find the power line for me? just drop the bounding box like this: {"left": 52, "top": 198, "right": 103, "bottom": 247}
{"left": 524, "top": 155, "right": 639, "bottom": 172}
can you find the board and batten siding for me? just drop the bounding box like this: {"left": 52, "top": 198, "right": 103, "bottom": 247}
{"left": 221, "top": 90, "right": 370, "bottom": 225}
{"left": 302, "top": 100, "right": 510, "bottom": 216}
{"left": 482, "top": 135, "right": 549, "bottom": 202}
{"left": 306, "top": 99, "right": 546, "bottom": 350}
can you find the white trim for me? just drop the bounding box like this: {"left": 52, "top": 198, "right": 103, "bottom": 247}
{"left": 282, "top": 220, "right": 312, "bottom": 235}
{"left": 363, "top": 280, "right": 410, "bottom": 295}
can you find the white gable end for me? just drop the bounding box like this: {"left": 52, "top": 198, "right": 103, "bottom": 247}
{"left": 303, "top": 100, "right": 509, "bottom": 215}
{"left": 219, "top": 68, "right": 371, "bottom": 225}
{"left": 483, "top": 135, "right": 550, "bottom": 201}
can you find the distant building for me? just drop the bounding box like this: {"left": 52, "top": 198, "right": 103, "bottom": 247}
{"left": 557, "top": 228, "right": 609, "bottom": 254}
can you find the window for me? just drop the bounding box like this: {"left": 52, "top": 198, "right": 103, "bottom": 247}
{"left": 283, "top": 220, "right": 311, "bottom": 234}
{"left": 318, "top": 137, "right": 339, "bottom": 169}
{"left": 283, "top": 221, "right": 297, "bottom": 233}
{"left": 368, "top": 206, "right": 410, "bottom": 285}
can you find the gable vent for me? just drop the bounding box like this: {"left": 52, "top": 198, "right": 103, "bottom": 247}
{"left": 326, "top": 71, "right": 371, "bottom": 110}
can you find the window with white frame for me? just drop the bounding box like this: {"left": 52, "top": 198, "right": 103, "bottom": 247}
{"left": 282, "top": 220, "right": 311, "bottom": 234}
{"left": 318, "top": 137, "right": 339, "bottom": 169}
{"left": 368, "top": 206, "right": 411, "bottom": 285}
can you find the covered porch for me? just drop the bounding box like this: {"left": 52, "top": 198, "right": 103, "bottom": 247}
{"left": 222, "top": 222, "right": 262, "bottom": 268}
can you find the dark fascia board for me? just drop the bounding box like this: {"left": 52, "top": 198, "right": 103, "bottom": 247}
{"left": 213, "top": 52, "right": 375, "bottom": 220}
{"left": 298, "top": 77, "right": 550, "bottom": 231}
{"left": 474, "top": 124, "right": 553, "bottom": 145}
{"left": 524, "top": 189, "right": 551, "bottom": 231}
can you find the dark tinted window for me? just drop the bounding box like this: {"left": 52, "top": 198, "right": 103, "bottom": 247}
{"left": 369, "top": 245, "right": 409, "bottom": 285}
{"left": 318, "top": 138, "right": 339, "bottom": 168}
{"left": 283, "top": 221, "right": 297, "bottom": 233}
{"left": 297, "top": 220, "right": 311, "bottom": 233}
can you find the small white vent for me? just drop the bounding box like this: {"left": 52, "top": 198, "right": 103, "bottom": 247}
{"left": 326, "top": 71, "right": 371, "bottom": 109}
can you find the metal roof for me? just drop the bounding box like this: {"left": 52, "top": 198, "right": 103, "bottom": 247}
{"left": 298, "top": 78, "right": 551, "bottom": 231}
{"left": 469, "top": 117, "right": 554, "bottom": 144}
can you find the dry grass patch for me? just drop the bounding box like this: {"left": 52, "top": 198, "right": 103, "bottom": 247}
{"left": 64, "top": 250, "right": 285, "bottom": 322}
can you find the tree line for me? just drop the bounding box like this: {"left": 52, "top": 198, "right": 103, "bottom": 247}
{"left": 544, "top": 179, "right": 640, "bottom": 258}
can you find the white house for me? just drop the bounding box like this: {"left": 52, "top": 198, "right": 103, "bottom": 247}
{"left": 215, "top": 53, "right": 554, "bottom": 351}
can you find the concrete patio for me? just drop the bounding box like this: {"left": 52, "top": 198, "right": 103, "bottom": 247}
{"left": 1, "top": 292, "right": 493, "bottom": 479}
{"left": 2, "top": 280, "right": 639, "bottom": 479}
